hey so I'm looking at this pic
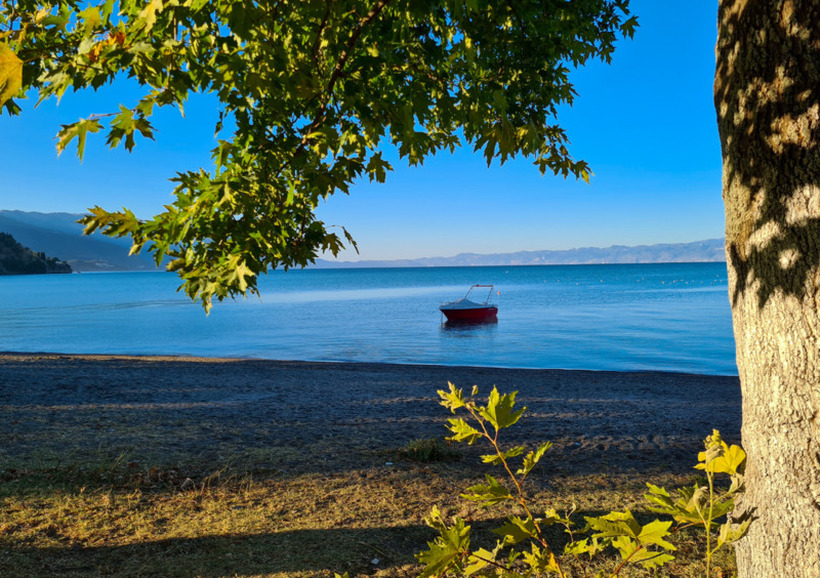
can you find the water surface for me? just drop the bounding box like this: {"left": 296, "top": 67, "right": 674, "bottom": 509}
{"left": 0, "top": 263, "right": 736, "bottom": 375}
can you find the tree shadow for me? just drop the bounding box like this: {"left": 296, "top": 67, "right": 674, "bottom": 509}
{"left": 715, "top": 2, "right": 820, "bottom": 310}
{"left": 1, "top": 525, "right": 431, "bottom": 577}
{"left": 0, "top": 507, "right": 685, "bottom": 577}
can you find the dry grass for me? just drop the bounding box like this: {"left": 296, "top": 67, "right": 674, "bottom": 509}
{"left": 0, "top": 445, "right": 736, "bottom": 577}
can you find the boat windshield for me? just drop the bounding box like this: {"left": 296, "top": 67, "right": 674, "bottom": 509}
{"left": 464, "top": 284, "right": 495, "bottom": 304}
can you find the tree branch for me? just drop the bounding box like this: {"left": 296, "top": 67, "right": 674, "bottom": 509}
{"left": 303, "top": 0, "right": 393, "bottom": 142}
{"left": 265, "top": 0, "right": 393, "bottom": 183}
{"left": 311, "top": 0, "right": 332, "bottom": 74}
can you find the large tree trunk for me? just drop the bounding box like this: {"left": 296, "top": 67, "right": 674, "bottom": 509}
{"left": 715, "top": 1, "right": 820, "bottom": 576}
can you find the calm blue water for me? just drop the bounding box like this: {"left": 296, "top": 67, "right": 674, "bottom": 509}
{"left": 0, "top": 263, "right": 737, "bottom": 375}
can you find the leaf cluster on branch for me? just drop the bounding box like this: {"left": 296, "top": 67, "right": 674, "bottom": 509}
{"left": 1, "top": 0, "right": 636, "bottom": 309}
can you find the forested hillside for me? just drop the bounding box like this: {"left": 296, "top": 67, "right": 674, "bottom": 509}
{"left": 0, "top": 232, "right": 72, "bottom": 275}
{"left": 0, "top": 211, "right": 160, "bottom": 272}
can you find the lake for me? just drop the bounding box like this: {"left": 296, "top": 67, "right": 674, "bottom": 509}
{"left": 0, "top": 262, "right": 736, "bottom": 375}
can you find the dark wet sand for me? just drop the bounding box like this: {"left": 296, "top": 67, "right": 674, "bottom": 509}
{"left": 0, "top": 353, "right": 741, "bottom": 475}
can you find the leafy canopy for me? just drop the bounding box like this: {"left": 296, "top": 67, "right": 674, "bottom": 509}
{"left": 1, "top": 0, "right": 636, "bottom": 309}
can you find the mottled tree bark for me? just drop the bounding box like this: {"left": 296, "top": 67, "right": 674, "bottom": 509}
{"left": 715, "top": 1, "right": 820, "bottom": 576}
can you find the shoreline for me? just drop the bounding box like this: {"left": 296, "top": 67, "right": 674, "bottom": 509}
{"left": 0, "top": 352, "right": 742, "bottom": 475}
{"left": 0, "top": 350, "right": 740, "bottom": 378}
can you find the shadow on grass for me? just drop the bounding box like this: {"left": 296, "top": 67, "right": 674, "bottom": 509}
{"left": 3, "top": 516, "right": 552, "bottom": 577}
{"left": 1, "top": 511, "right": 734, "bottom": 578}
{"left": 1, "top": 525, "right": 429, "bottom": 577}
{"left": 0, "top": 512, "right": 593, "bottom": 577}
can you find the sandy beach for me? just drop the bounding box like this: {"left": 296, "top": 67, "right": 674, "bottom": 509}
{"left": 0, "top": 352, "right": 741, "bottom": 476}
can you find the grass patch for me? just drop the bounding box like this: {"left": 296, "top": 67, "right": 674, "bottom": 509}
{"left": 0, "top": 454, "right": 736, "bottom": 577}
{"left": 1, "top": 459, "right": 461, "bottom": 577}
{"left": 394, "top": 437, "right": 461, "bottom": 463}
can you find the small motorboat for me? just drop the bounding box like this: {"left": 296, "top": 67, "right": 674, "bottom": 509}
{"left": 439, "top": 284, "right": 498, "bottom": 322}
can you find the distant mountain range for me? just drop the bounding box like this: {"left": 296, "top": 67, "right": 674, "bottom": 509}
{"left": 0, "top": 210, "right": 726, "bottom": 271}
{"left": 0, "top": 210, "right": 159, "bottom": 272}
{"left": 315, "top": 238, "right": 726, "bottom": 268}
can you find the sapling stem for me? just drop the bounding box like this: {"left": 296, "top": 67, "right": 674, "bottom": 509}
{"left": 706, "top": 468, "right": 715, "bottom": 576}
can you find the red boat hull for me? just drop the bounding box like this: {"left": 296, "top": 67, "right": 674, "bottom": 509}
{"left": 440, "top": 306, "right": 498, "bottom": 322}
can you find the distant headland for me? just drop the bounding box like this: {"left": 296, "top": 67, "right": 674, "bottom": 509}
{"left": 0, "top": 210, "right": 159, "bottom": 273}
{"left": 0, "top": 232, "right": 72, "bottom": 275}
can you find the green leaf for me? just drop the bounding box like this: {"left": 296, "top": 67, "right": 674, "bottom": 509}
{"left": 0, "top": 43, "right": 22, "bottom": 110}
{"left": 417, "top": 506, "right": 471, "bottom": 577}
{"left": 621, "top": 15, "right": 640, "bottom": 39}
{"left": 628, "top": 548, "right": 675, "bottom": 570}
{"left": 644, "top": 483, "right": 671, "bottom": 500}
{"left": 230, "top": 259, "right": 254, "bottom": 293}
{"left": 610, "top": 535, "right": 638, "bottom": 559}
{"left": 708, "top": 498, "right": 736, "bottom": 521}
{"left": 480, "top": 445, "right": 525, "bottom": 465}
{"left": 696, "top": 438, "right": 746, "bottom": 476}
{"left": 609, "top": 535, "right": 676, "bottom": 569}
{"left": 493, "top": 515, "right": 538, "bottom": 545}
{"left": 138, "top": 0, "right": 164, "bottom": 31}
{"left": 564, "top": 537, "right": 607, "bottom": 559}
{"left": 365, "top": 151, "right": 392, "bottom": 183}
{"left": 463, "top": 546, "right": 501, "bottom": 575}
{"left": 636, "top": 519, "right": 676, "bottom": 551}
{"left": 80, "top": 206, "right": 141, "bottom": 238}
{"left": 521, "top": 543, "right": 561, "bottom": 574}
{"left": 461, "top": 474, "right": 513, "bottom": 507}
{"left": 101, "top": 0, "right": 117, "bottom": 23}
{"left": 586, "top": 510, "right": 642, "bottom": 539}
{"left": 438, "top": 382, "right": 468, "bottom": 413}
{"left": 213, "top": 141, "right": 233, "bottom": 173}
{"left": 446, "top": 418, "right": 482, "bottom": 445}
{"left": 517, "top": 441, "right": 553, "bottom": 477}
{"left": 107, "top": 106, "right": 155, "bottom": 151}
{"left": 717, "top": 510, "right": 754, "bottom": 548}
{"left": 56, "top": 118, "right": 103, "bottom": 161}
{"left": 479, "top": 387, "right": 526, "bottom": 431}
{"left": 541, "top": 508, "right": 570, "bottom": 526}
{"left": 643, "top": 553, "right": 676, "bottom": 569}
{"left": 78, "top": 5, "right": 102, "bottom": 33}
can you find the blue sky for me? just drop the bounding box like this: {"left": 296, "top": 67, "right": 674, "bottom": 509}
{"left": 0, "top": 1, "right": 722, "bottom": 262}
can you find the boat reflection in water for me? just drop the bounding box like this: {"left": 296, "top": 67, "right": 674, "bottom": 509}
{"left": 441, "top": 317, "right": 499, "bottom": 332}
